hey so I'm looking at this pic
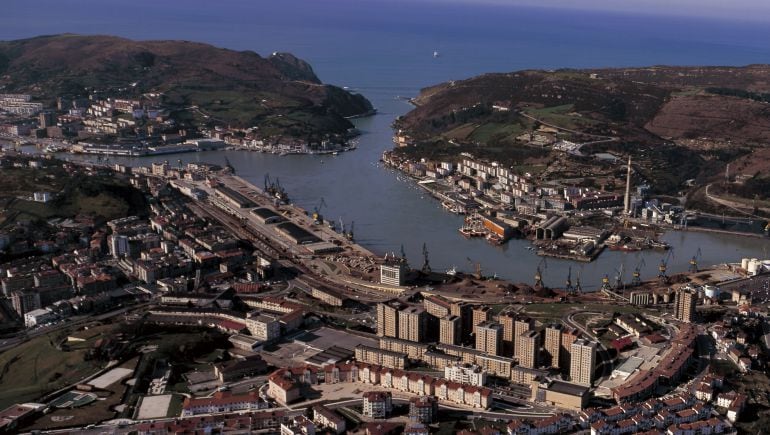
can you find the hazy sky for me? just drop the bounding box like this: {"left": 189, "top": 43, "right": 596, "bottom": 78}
{"left": 420, "top": 0, "right": 770, "bottom": 22}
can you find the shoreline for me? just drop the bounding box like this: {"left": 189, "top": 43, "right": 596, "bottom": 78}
{"left": 381, "top": 154, "right": 768, "bottom": 250}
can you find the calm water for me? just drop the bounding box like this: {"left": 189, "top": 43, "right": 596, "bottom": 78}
{"left": 4, "top": 0, "right": 770, "bottom": 288}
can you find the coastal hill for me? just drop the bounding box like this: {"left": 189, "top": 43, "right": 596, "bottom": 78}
{"left": 395, "top": 65, "right": 770, "bottom": 197}
{"left": 0, "top": 34, "right": 374, "bottom": 137}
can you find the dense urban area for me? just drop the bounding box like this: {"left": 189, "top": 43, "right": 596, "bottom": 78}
{"left": 1, "top": 34, "right": 770, "bottom": 435}
{"left": 0, "top": 145, "right": 768, "bottom": 434}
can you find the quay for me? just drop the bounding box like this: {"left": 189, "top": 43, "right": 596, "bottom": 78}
{"left": 178, "top": 174, "right": 376, "bottom": 259}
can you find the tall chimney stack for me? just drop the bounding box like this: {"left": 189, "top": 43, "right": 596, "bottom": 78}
{"left": 624, "top": 155, "right": 632, "bottom": 215}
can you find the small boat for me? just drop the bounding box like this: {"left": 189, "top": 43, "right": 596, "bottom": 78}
{"left": 433, "top": 50, "right": 440, "bottom": 58}
{"left": 486, "top": 233, "right": 504, "bottom": 246}
{"left": 332, "top": 151, "right": 339, "bottom": 156}
{"left": 608, "top": 244, "right": 642, "bottom": 252}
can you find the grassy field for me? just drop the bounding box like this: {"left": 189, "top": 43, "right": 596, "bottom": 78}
{"left": 25, "top": 357, "right": 139, "bottom": 431}
{"left": 0, "top": 165, "right": 146, "bottom": 227}
{"left": 0, "top": 324, "right": 118, "bottom": 409}
{"left": 523, "top": 104, "right": 600, "bottom": 131}
{"left": 468, "top": 122, "right": 526, "bottom": 144}
{"left": 502, "top": 302, "right": 643, "bottom": 323}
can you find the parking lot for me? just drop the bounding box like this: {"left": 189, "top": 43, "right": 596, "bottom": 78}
{"left": 263, "top": 327, "right": 377, "bottom": 368}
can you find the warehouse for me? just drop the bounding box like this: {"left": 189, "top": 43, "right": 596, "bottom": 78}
{"left": 251, "top": 207, "right": 286, "bottom": 224}
{"left": 215, "top": 185, "right": 256, "bottom": 209}
{"left": 275, "top": 222, "right": 321, "bottom": 245}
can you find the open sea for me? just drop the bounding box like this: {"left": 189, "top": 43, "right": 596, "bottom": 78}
{"left": 3, "top": 0, "right": 770, "bottom": 288}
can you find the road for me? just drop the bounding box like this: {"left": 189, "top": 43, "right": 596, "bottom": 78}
{"left": 185, "top": 182, "right": 403, "bottom": 307}
{"left": 564, "top": 310, "right": 615, "bottom": 380}
{"left": 705, "top": 183, "right": 769, "bottom": 219}
{"left": 0, "top": 303, "right": 149, "bottom": 354}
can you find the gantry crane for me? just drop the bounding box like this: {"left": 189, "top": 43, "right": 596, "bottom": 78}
{"left": 688, "top": 248, "right": 702, "bottom": 273}
{"left": 422, "top": 243, "right": 432, "bottom": 274}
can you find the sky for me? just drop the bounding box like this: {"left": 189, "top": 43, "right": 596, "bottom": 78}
{"left": 418, "top": 0, "right": 770, "bottom": 22}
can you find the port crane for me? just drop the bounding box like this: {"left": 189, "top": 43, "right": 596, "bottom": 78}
{"left": 600, "top": 274, "right": 612, "bottom": 292}
{"left": 658, "top": 248, "right": 675, "bottom": 283}
{"left": 614, "top": 263, "right": 625, "bottom": 290}
{"left": 224, "top": 156, "right": 235, "bottom": 174}
{"left": 346, "top": 221, "right": 355, "bottom": 241}
{"left": 312, "top": 198, "right": 327, "bottom": 224}
{"left": 534, "top": 257, "right": 547, "bottom": 288}
{"left": 631, "top": 258, "right": 646, "bottom": 287}
{"left": 422, "top": 243, "right": 432, "bottom": 273}
{"left": 466, "top": 257, "right": 482, "bottom": 280}
{"left": 574, "top": 269, "right": 583, "bottom": 294}
{"left": 565, "top": 266, "right": 575, "bottom": 295}
{"left": 688, "top": 248, "right": 702, "bottom": 273}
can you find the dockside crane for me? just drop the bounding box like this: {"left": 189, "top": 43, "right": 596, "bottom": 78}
{"left": 613, "top": 263, "right": 625, "bottom": 290}
{"left": 466, "top": 257, "right": 482, "bottom": 280}
{"left": 534, "top": 257, "right": 547, "bottom": 289}
{"left": 574, "top": 269, "right": 583, "bottom": 294}
{"left": 312, "top": 197, "right": 327, "bottom": 224}
{"left": 422, "top": 243, "right": 432, "bottom": 274}
{"left": 565, "top": 266, "right": 575, "bottom": 295}
{"left": 347, "top": 221, "right": 355, "bottom": 241}
{"left": 224, "top": 156, "right": 235, "bottom": 174}
{"left": 688, "top": 248, "right": 702, "bottom": 273}
{"left": 631, "top": 258, "right": 646, "bottom": 287}
{"left": 338, "top": 217, "right": 345, "bottom": 235}
{"left": 601, "top": 274, "right": 612, "bottom": 292}
{"left": 658, "top": 248, "right": 675, "bottom": 283}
